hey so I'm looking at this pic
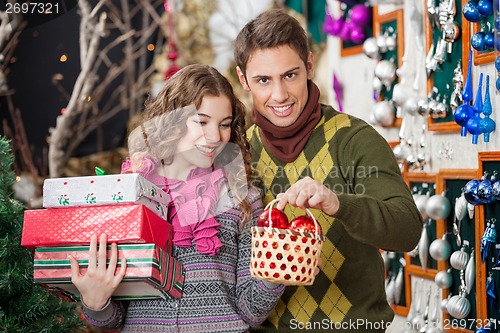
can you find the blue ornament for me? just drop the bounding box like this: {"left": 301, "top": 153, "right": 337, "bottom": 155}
{"left": 464, "top": 179, "right": 482, "bottom": 205}
{"left": 496, "top": 57, "right": 500, "bottom": 72}
{"left": 497, "top": 38, "right": 500, "bottom": 51}
{"left": 466, "top": 73, "right": 483, "bottom": 144}
{"left": 477, "top": 0, "right": 494, "bottom": 15}
{"left": 493, "top": 181, "right": 500, "bottom": 200}
{"left": 480, "top": 220, "right": 496, "bottom": 263}
{"left": 456, "top": 50, "right": 475, "bottom": 136}
{"left": 477, "top": 175, "right": 495, "bottom": 204}
{"left": 484, "top": 32, "right": 494, "bottom": 49}
{"left": 463, "top": 0, "right": 485, "bottom": 21}
{"left": 471, "top": 32, "right": 486, "bottom": 51}
{"left": 497, "top": 76, "right": 500, "bottom": 92}
{"left": 496, "top": 15, "right": 500, "bottom": 30}
{"left": 479, "top": 75, "right": 496, "bottom": 142}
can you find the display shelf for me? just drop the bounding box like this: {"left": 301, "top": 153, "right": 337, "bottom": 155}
{"left": 476, "top": 152, "right": 500, "bottom": 327}
{"left": 437, "top": 169, "right": 478, "bottom": 333}
{"left": 373, "top": 9, "right": 404, "bottom": 128}
{"left": 405, "top": 173, "right": 438, "bottom": 277}
{"left": 424, "top": 0, "right": 469, "bottom": 132}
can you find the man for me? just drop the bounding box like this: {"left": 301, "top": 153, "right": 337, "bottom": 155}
{"left": 234, "top": 8, "right": 423, "bottom": 333}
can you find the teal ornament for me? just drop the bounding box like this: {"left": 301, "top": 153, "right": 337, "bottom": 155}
{"left": 463, "top": 0, "right": 485, "bottom": 21}
{"left": 466, "top": 73, "right": 483, "bottom": 144}
{"left": 477, "top": 0, "right": 494, "bottom": 16}
{"left": 479, "top": 75, "right": 495, "bottom": 142}
{"left": 454, "top": 50, "right": 474, "bottom": 136}
{"left": 471, "top": 32, "right": 486, "bottom": 51}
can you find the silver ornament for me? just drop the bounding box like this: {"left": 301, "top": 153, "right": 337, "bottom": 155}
{"left": 425, "top": 193, "right": 451, "bottom": 220}
{"left": 440, "top": 297, "right": 449, "bottom": 313}
{"left": 429, "top": 235, "right": 452, "bottom": 261}
{"left": 394, "top": 267, "right": 404, "bottom": 305}
{"left": 434, "top": 270, "right": 453, "bottom": 289}
{"left": 454, "top": 193, "right": 467, "bottom": 221}
{"left": 372, "top": 101, "right": 396, "bottom": 126}
{"left": 418, "top": 223, "right": 429, "bottom": 271}
{"left": 376, "top": 35, "right": 388, "bottom": 53}
{"left": 447, "top": 293, "right": 471, "bottom": 319}
{"left": 414, "top": 193, "right": 430, "bottom": 221}
{"left": 375, "top": 60, "right": 397, "bottom": 88}
{"left": 464, "top": 250, "right": 475, "bottom": 295}
{"left": 362, "top": 37, "right": 380, "bottom": 59}
{"left": 450, "top": 247, "right": 469, "bottom": 270}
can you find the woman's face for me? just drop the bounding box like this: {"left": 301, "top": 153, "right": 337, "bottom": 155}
{"left": 174, "top": 95, "right": 233, "bottom": 170}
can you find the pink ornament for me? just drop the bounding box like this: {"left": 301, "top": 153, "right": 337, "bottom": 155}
{"left": 350, "top": 25, "right": 366, "bottom": 44}
{"left": 339, "top": 20, "right": 353, "bottom": 41}
{"left": 349, "top": 4, "right": 372, "bottom": 27}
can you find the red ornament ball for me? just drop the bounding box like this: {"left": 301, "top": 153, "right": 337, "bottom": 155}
{"left": 257, "top": 208, "right": 289, "bottom": 229}
{"left": 289, "top": 215, "right": 320, "bottom": 234}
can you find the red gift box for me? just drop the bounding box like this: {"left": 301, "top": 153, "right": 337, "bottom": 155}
{"left": 34, "top": 244, "right": 184, "bottom": 301}
{"left": 21, "top": 204, "right": 172, "bottom": 252}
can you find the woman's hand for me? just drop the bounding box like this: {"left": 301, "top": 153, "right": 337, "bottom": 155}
{"left": 69, "top": 234, "right": 126, "bottom": 310}
{"left": 275, "top": 177, "right": 340, "bottom": 216}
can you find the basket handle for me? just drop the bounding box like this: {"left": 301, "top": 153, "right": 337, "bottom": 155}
{"left": 264, "top": 198, "right": 320, "bottom": 235}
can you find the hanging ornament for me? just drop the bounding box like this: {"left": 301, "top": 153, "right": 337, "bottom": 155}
{"left": 163, "top": 0, "right": 181, "bottom": 80}
{"left": 418, "top": 221, "right": 430, "bottom": 271}
{"left": 429, "top": 234, "right": 452, "bottom": 261}
{"left": 467, "top": 202, "right": 475, "bottom": 218}
{"left": 450, "top": 61, "right": 464, "bottom": 110}
{"left": 477, "top": 171, "right": 496, "bottom": 204}
{"left": 464, "top": 178, "right": 482, "bottom": 206}
{"left": 479, "top": 75, "right": 495, "bottom": 142}
{"left": 486, "top": 272, "right": 496, "bottom": 311}
{"left": 463, "top": 0, "right": 485, "bottom": 22}
{"left": 385, "top": 274, "right": 396, "bottom": 305}
{"left": 394, "top": 265, "right": 404, "bottom": 305}
{"left": 434, "top": 269, "right": 453, "bottom": 289}
{"left": 466, "top": 73, "right": 484, "bottom": 144}
{"left": 425, "top": 192, "right": 451, "bottom": 220}
{"left": 454, "top": 50, "right": 474, "bottom": 136}
{"left": 480, "top": 219, "right": 497, "bottom": 263}
{"left": 447, "top": 271, "right": 471, "bottom": 319}
{"left": 492, "top": 177, "right": 500, "bottom": 201}
{"left": 455, "top": 191, "right": 468, "bottom": 221}
{"left": 492, "top": 244, "right": 500, "bottom": 269}
{"left": 414, "top": 192, "right": 430, "bottom": 221}
{"left": 464, "top": 249, "right": 475, "bottom": 295}
{"left": 450, "top": 242, "right": 470, "bottom": 270}
{"left": 477, "top": 0, "right": 494, "bottom": 16}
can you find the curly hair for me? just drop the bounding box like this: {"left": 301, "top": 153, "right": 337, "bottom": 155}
{"left": 128, "top": 64, "right": 254, "bottom": 217}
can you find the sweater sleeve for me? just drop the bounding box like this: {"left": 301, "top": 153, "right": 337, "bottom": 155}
{"left": 235, "top": 188, "right": 285, "bottom": 327}
{"left": 81, "top": 300, "right": 127, "bottom": 330}
{"left": 333, "top": 123, "right": 423, "bottom": 252}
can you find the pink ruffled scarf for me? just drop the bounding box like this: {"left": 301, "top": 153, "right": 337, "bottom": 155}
{"left": 121, "top": 159, "right": 225, "bottom": 256}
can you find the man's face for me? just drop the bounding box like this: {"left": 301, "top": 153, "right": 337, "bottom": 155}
{"left": 237, "top": 45, "right": 314, "bottom": 127}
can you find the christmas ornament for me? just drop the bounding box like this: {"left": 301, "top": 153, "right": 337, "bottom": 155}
{"left": 464, "top": 178, "right": 482, "bottom": 205}
{"left": 454, "top": 51, "right": 474, "bottom": 136}
{"left": 493, "top": 244, "right": 500, "bottom": 269}
{"left": 434, "top": 269, "right": 453, "bottom": 288}
{"left": 471, "top": 32, "right": 486, "bottom": 51}
{"left": 372, "top": 100, "right": 396, "bottom": 126}
{"left": 479, "top": 75, "right": 495, "bottom": 142}
{"left": 447, "top": 291, "right": 471, "bottom": 319}
{"left": 394, "top": 264, "right": 404, "bottom": 305}
{"left": 486, "top": 272, "right": 496, "bottom": 310}
{"left": 425, "top": 192, "right": 451, "bottom": 220}
{"left": 289, "top": 215, "right": 320, "bottom": 234}
{"left": 466, "top": 73, "right": 484, "bottom": 144}
{"left": 465, "top": 249, "right": 475, "bottom": 294}
{"left": 257, "top": 208, "right": 289, "bottom": 229}
{"left": 492, "top": 178, "right": 500, "bottom": 201}
{"left": 450, "top": 243, "right": 470, "bottom": 270}
{"left": 463, "top": 0, "right": 485, "bottom": 22}
{"left": 480, "top": 219, "right": 496, "bottom": 263}
{"left": 418, "top": 221, "right": 430, "bottom": 271}
{"left": 429, "top": 234, "right": 452, "bottom": 261}
{"left": 477, "top": 171, "right": 496, "bottom": 204}
{"left": 477, "top": 0, "right": 494, "bottom": 16}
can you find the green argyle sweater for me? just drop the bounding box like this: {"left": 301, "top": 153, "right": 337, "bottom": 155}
{"left": 247, "top": 105, "right": 422, "bottom": 333}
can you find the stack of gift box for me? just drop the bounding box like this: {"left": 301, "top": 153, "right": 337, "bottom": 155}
{"left": 21, "top": 173, "right": 185, "bottom": 302}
